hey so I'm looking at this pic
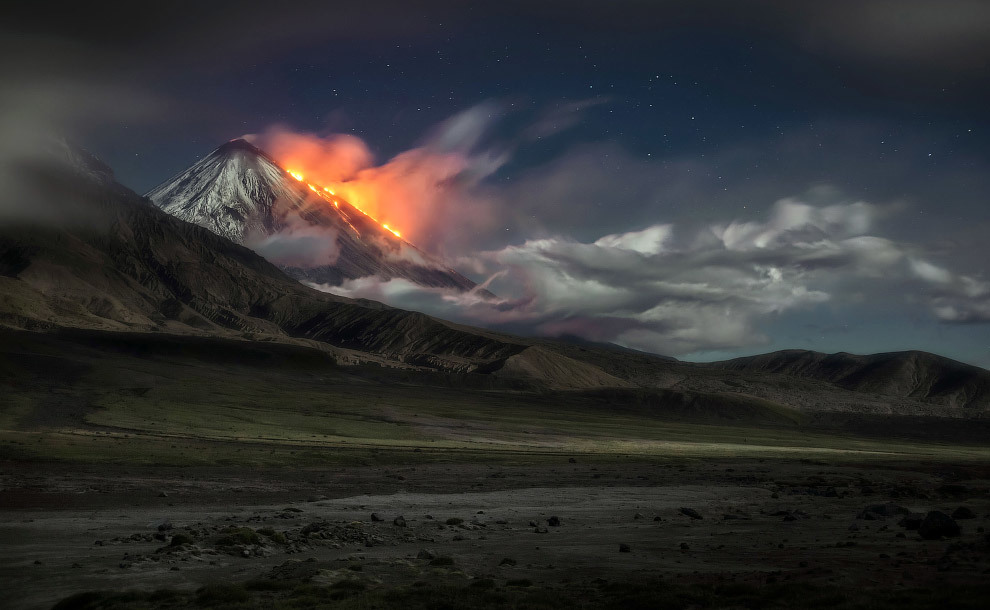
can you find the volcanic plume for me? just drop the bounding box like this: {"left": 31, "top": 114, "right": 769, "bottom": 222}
{"left": 146, "top": 139, "right": 481, "bottom": 292}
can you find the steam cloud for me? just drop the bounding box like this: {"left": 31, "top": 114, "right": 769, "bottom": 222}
{"left": 245, "top": 212, "right": 341, "bottom": 268}
{"left": 244, "top": 104, "right": 508, "bottom": 259}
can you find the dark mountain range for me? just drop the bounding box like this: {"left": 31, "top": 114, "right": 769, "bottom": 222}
{"left": 1, "top": 144, "right": 988, "bottom": 418}
{"left": 146, "top": 139, "right": 480, "bottom": 292}
{"left": 711, "top": 349, "right": 990, "bottom": 410}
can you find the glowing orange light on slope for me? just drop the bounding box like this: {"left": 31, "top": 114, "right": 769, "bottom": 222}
{"left": 290, "top": 172, "right": 402, "bottom": 240}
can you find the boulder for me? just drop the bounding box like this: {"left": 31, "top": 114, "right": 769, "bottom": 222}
{"left": 898, "top": 513, "right": 925, "bottom": 530}
{"left": 919, "top": 511, "right": 960, "bottom": 540}
{"left": 679, "top": 507, "right": 703, "bottom": 520}
{"left": 857, "top": 503, "right": 909, "bottom": 520}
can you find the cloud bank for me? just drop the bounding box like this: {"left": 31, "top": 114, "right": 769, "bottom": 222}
{"left": 314, "top": 196, "right": 989, "bottom": 357}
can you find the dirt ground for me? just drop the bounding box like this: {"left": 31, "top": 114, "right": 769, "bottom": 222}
{"left": 2, "top": 458, "right": 989, "bottom": 609}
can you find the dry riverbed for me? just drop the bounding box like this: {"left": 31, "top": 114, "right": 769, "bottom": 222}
{"left": 2, "top": 458, "right": 990, "bottom": 609}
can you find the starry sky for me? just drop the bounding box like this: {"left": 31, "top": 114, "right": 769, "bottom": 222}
{"left": 3, "top": 1, "right": 989, "bottom": 366}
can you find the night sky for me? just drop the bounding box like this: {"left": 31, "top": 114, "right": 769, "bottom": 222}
{"left": 3, "top": 1, "right": 989, "bottom": 366}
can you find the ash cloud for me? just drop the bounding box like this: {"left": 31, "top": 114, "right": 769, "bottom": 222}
{"left": 243, "top": 100, "right": 597, "bottom": 259}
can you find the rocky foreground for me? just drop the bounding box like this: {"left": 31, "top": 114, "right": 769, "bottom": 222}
{"left": 2, "top": 458, "right": 989, "bottom": 609}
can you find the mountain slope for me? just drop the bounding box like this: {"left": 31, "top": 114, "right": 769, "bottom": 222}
{"left": 711, "top": 350, "right": 990, "bottom": 410}
{"left": 146, "top": 139, "right": 480, "bottom": 291}
{"left": 0, "top": 152, "right": 523, "bottom": 372}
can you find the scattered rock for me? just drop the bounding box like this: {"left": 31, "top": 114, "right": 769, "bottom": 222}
{"left": 568, "top": 457, "right": 577, "bottom": 464}
{"left": 500, "top": 557, "right": 517, "bottom": 566}
{"left": 547, "top": 516, "right": 561, "bottom": 527}
{"left": 370, "top": 513, "right": 384, "bottom": 522}
{"left": 679, "top": 508, "right": 703, "bottom": 520}
{"left": 919, "top": 511, "right": 960, "bottom": 540}
{"left": 680, "top": 542, "right": 690, "bottom": 550}
{"left": 267, "top": 559, "right": 321, "bottom": 581}
{"left": 634, "top": 513, "right": 644, "bottom": 520}
{"left": 169, "top": 533, "right": 194, "bottom": 547}
{"left": 393, "top": 516, "right": 407, "bottom": 527}
{"left": 936, "top": 484, "right": 969, "bottom": 497}
{"left": 951, "top": 506, "right": 976, "bottom": 520}
{"left": 857, "top": 503, "right": 909, "bottom": 520}
{"left": 158, "top": 492, "right": 169, "bottom": 498}
{"left": 416, "top": 549, "right": 436, "bottom": 560}
{"left": 619, "top": 543, "right": 631, "bottom": 553}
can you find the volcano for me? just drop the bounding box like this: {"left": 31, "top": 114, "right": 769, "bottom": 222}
{"left": 146, "top": 139, "right": 480, "bottom": 291}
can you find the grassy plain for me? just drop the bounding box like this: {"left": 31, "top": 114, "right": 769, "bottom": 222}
{"left": 1, "top": 330, "right": 988, "bottom": 467}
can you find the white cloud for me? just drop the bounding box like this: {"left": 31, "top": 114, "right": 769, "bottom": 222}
{"left": 909, "top": 258, "right": 953, "bottom": 284}
{"left": 594, "top": 224, "right": 673, "bottom": 255}
{"left": 309, "top": 194, "right": 988, "bottom": 355}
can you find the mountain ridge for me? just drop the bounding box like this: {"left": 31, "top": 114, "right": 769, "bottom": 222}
{"left": 710, "top": 349, "right": 990, "bottom": 410}
{"left": 146, "top": 139, "right": 482, "bottom": 292}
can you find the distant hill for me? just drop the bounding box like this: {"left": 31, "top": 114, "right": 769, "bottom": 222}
{"left": 710, "top": 350, "right": 990, "bottom": 410}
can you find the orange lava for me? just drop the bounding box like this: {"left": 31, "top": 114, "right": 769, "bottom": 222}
{"left": 288, "top": 169, "right": 402, "bottom": 240}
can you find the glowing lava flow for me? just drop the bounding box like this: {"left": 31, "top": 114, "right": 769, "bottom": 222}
{"left": 286, "top": 169, "right": 401, "bottom": 239}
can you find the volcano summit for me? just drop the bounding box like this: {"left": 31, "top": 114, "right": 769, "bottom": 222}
{"left": 147, "top": 139, "right": 480, "bottom": 292}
